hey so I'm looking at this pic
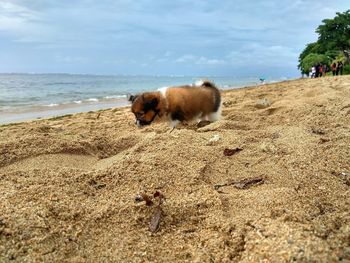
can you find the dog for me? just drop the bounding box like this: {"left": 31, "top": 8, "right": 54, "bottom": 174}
{"left": 129, "top": 80, "right": 221, "bottom": 128}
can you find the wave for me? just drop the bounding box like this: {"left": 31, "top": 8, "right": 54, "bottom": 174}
{"left": 20, "top": 96, "right": 128, "bottom": 110}
{"left": 44, "top": 103, "right": 59, "bottom": 107}
{"left": 86, "top": 98, "right": 99, "bottom": 102}
{"left": 38, "top": 97, "right": 121, "bottom": 108}
{"left": 104, "top": 95, "right": 127, "bottom": 99}
{"left": 46, "top": 82, "right": 77, "bottom": 86}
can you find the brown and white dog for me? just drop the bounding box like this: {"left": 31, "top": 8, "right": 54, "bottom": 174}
{"left": 129, "top": 80, "right": 221, "bottom": 128}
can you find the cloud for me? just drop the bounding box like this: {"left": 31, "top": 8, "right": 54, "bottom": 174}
{"left": 0, "top": 1, "right": 40, "bottom": 31}
{"left": 54, "top": 55, "right": 88, "bottom": 64}
{"left": 174, "top": 55, "right": 197, "bottom": 63}
{"left": 227, "top": 44, "right": 299, "bottom": 67}
{"left": 174, "top": 55, "right": 225, "bottom": 66}
{"left": 0, "top": 0, "right": 349, "bottom": 75}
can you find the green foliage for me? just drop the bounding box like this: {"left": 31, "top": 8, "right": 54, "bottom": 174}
{"left": 299, "top": 10, "right": 350, "bottom": 74}
{"left": 324, "top": 50, "right": 339, "bottom": 60}
{"left": 343, "top": 64, "right": 350, "bottom": 74}
{"left": 298, "top": 43, "right": 319, "bottom": 73}
{"left": 332, "top": 53, "right": 346, "bottom": 65}
{"left": 300, "top": 53, "right": 329, "bottom": 73}
{"left": 316, "top": 10, "right": 350, "bottom": 52}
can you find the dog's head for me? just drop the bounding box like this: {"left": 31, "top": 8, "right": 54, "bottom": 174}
{"left": 129, "top": 92, "right": 160, "bottom": 127}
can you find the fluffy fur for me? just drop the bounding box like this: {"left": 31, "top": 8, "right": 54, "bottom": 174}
{"left": 129, "top": 80, "right": 221, "bottom": 128}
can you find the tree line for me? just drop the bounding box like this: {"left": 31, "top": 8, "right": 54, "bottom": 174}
{"left": 298, "top": 10, "right": 350, "bottom": 75}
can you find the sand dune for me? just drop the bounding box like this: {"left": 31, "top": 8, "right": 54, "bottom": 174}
{"left": 0, "top": 76, "right": 350, "bottom": 262}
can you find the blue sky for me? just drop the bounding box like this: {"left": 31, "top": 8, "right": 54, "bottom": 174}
{"left": 0, "top": 1, "right": 349, "bottom": 77}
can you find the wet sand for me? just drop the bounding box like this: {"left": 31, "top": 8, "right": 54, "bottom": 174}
{"left": 0, "top": 99, "right": 129, "bottom": 125}
{"left": 0, "top": 76, "right": 349, "bottom": 262}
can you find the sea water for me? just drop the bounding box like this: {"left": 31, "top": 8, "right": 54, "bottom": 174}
{"left": 0, "top": 73, "right": 279, "bottom": 124}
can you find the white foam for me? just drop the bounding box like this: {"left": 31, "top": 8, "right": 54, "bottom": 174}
{"left": 73, "top": 100, "right": 82, "bottom": 104}
{"left": 104, "top": 95, "right": 127, "bottom": 99}
{"left": 87, "top": 98, "right": 99, "bottom": 102}
{"left": 44, "top": 103, "right": 59, "bottom": 107}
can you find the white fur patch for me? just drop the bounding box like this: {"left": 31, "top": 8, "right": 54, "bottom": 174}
{"left": 195, "top": 80, "right": 204, "bottom": 86}
{"left": 157, "top": 86, "right": 168, "bottom": 98}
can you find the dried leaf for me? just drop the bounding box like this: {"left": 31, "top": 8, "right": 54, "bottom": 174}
{"left": 153, "top": 191, "right": 161, "bottom": 198}
{"left": 149, "top": 207, "right": 162, "bottom": 233}
{"left": 153, "top": 191, "right": 165, "bottom": 205}
{"left": 319, "top": 138, "right": 330, "bottom": 144}
{"left": 224, "top": 148, "right": 243, "bottom": 156}
{"left": 197, "top": 120, "right": 211, "bottom": 128}
{"left": 139, "top": 193, "right": 153, "bottom": 206}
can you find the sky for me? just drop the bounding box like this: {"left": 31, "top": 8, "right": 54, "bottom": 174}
{"left": 0, "top": 0, "right": 349, "bottom": 77}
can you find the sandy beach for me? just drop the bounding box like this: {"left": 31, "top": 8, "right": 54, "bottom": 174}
{"left": 0, "top": 76, "right": 349, "bottom": 262}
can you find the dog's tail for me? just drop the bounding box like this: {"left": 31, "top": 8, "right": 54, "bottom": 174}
{"left": 198, "top": 80, "right": 221, "bottom": 112}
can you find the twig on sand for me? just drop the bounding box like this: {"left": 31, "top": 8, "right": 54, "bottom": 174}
{"left": 214, "top": 177, "right": 264, "bottom": 191}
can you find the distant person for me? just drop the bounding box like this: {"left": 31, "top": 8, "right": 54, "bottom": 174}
{"left": 322, "top": 64, "right": 328, "bottom": 77}
{"left": 338, "top": 61, "right": 343, "bottom": 75}
{"left": 311, "top": 66, "right": 316, "bottom": 78}
{"left": 331, "top": 62, "right": 337, "bottom": 76}
{"left": 319, "top": 63, "right": 323, "bottom": 77}
{"left": 315, "top": 64, "right": 320, "bottom": 78}
{"left": 336, "top": 62, "right": 340, "bottom": 75}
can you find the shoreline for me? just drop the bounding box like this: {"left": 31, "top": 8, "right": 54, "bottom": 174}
{"left": 0, "top": 79, "right": 293, "bottom": 125}
{"left": 0, "top": 99, "right": 129, "bottom": 125}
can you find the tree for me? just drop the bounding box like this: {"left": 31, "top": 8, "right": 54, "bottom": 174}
{"left": 300, "top": 53, "right": 329, "bottom": 74}
{"left": 316, "top": 10, "right": 350, "bottom": 62}
{"left": 298, "top": 42, "right": 322, "bottom": 74}
{"left": 298, "top": 10, "right": 350, "bottom": 74}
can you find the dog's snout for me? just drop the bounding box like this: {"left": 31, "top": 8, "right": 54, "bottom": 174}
{"left": 135, "top": 118, "right": 151, "bottom": 127}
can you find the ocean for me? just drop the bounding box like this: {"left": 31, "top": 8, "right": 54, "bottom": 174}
{"left": 0, "top": 73, "right": 282, "bottom": 124}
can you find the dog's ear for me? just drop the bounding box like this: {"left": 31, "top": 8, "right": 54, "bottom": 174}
{"left": 144, "top": 97, "right": 158, "bottom": 109}
{"left": 149, "top": 97, "right": 158, "bottom": 108}
{"left": 127, "top": 94, "right": 138, "bottom": 103}
{"left": 142, "top": 97, "right": 159, "bottom": 111}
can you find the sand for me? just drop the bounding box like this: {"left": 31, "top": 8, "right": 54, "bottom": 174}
{"left": 0, "top": 76, "right": 349, "bottom": 262}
